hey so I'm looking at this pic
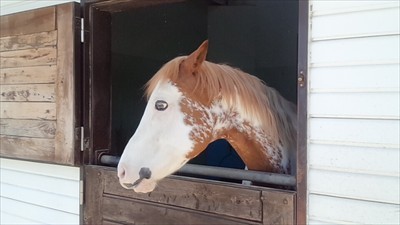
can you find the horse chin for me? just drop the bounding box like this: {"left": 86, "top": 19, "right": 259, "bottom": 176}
{"left": 132, "top": 180, "right": 157, "bottom": 193}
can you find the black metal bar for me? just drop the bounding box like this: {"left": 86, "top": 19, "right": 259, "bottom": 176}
{"left": 100, "top": 155, "right": 296, "bottom": 186}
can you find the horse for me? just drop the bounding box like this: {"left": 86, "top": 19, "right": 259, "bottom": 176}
{"left": 117, "top": 40, "right": 297, "bottom": 193}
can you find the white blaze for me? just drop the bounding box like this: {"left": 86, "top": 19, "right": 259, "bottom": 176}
{"left": 118, "top": 81, "right": 194, "bottom": 193}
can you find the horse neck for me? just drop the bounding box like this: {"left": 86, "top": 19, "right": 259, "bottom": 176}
{"left": 214, "top": 111, "right": 287, "bottom": 174}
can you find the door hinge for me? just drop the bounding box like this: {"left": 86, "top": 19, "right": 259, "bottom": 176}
{"left": 80, "top": 18, "right": 84, "bottom": 43}
{"left": 298, "top": 70, "right": 306, "bottom": 87}
{"left": 79, "top": 179, "right": 84, "bottom": 205}
{"left": 80, "top": 126, "right": 85, "bottom": 151}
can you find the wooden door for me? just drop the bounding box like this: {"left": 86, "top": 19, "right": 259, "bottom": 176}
{"left": 84, "top": 166, "right": 295, "bottom": 225}
{"left": 0, "top": 2, "right": 82, "bottom": 165}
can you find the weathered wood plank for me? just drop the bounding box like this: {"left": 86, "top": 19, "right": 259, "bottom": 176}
{"left": 0, "top": 47, "right": 57, "bottom": 69}
{"left": 0, "top": 7, "right": 56, "bottom": 37}
{"left": 103, "top": 169, "right": 263, "bottom": 221}
{"left": 0, "top": 119, "right": 56, "bottom": 138}
{"left": 54, "top": 2, "right": 79, "bottom": 165}
{"left": 83, "top": 166, "right": 104, "bottom": 225}
{"left": 0, "top": 65, "right": 56, "bottom": 84}
{"left": 0, "top": 30, "right": 57, "bottom": 52}
{"left": 0, "top": 135, "right": 54, "bottom": 161}
{"left": 262, "top": 191, "right": 295, "bottom": 225}
{"left": 0, "top": 84, "right": 55, "bottom": 102}
{"left": 103, "top": 220, "right": 123, "bottom": 225}
{"left": 1, "top": 102, "right": 56, "bottom": 120}
{"left": 102, "top": 196, "right": 257, "bottom": 225}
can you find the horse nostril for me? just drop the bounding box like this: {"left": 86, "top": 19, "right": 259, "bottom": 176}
{"left": 139, "top": 167, "right": 152, "bottom": 179}
{"left": 118, "top": 166, "right": 126, "bottom": 179}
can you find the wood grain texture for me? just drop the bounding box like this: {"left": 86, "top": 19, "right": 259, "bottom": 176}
{"left": 102, "top": 196, "right": 257, "bottom": 225}
{"left": 0, "top": 7, "right": 56, "bottom": 37}
{"left": 0, "top": 119, "right": 56, "bottom": 138}
{"left": 54, "top": 2, "right": 78, "bottom": 165}
{"left": 262, "top": 191, "right": 295, "bottom": 225}
{"left": 103, "top": 169, "right": 263, "bottom": 221}
{"left": 0, "top": 135, "right": 54, "bottom": 161}
{"left": 0, "top": 84, "right": 55, "bottom": 102}
{"left": 83, "top": 166, "right": 104, "bottom": 225}
{"left": 103, "top": 220, "right": 124, "bottom": 225}
{"left": 0, "top": 65, "right": 56, "bottom": 84}
{"left": 1, "top": 102, "right": 56, "bottom": 120}
{"left": 0, "top": 47, "right": 57, "bottom": 69}
{"left": 0, "top": 30, "right": 57, "bottom": 52}
{"left": 84, "top": 166, "right": 296, "bottom": 225}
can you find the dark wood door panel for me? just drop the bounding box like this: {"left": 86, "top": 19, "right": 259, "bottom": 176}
{"left": 84, "top": 165, "right": 295, "bottom": 225}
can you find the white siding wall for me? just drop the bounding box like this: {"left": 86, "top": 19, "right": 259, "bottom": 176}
{"left": 308, "top": 1, "right": 400, "bottom": 224}
{"left": 0, "top": 0, "right": 79, "bottom": 16}
{"left": 0, "top": 158, "right": 80, "bottom": 224}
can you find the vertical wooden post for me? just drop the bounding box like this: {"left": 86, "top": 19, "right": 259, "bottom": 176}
{"left": 55, "top": 3, "right": 80, "bottom": 164}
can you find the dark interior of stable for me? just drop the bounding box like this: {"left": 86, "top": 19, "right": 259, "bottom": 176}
{"left": 101, "top": 0, "right": 298, "bottom": 181}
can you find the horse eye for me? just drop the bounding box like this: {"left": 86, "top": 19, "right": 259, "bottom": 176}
{"left": 155, "top": 100, "right": 168, "bottom": 111}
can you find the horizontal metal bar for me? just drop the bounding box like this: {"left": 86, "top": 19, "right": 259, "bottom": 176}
{"left": 100, "top": 155, "right": 296, "bottom": 186}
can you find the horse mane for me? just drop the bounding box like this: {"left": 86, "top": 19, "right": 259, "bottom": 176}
{"left": 145, "top": 56, "right": 297, "bottom": 149}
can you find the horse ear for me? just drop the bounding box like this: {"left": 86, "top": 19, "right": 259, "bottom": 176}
{"left": 181, "top": 40, "right": 209, "bottom": 76}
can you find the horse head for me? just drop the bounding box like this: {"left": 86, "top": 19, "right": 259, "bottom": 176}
{"left": 117, "top": 41, "right": 297, "bottom": 193}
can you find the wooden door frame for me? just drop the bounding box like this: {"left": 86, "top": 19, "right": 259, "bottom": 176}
{"left": 296, "top": 0, "right": 309, "bottom": 224}
{"left": 81, "top": 0, "right": 309, "bottom": 223}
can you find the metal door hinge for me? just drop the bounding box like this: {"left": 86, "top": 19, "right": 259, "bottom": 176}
{"left": 80, "top": 126, "right": 88, "bottom": 151}
{"left": 79, "top": 179, "right": 84, "bottom": 205}
{"left": 298, "top": 71, "right": 306, "bottom": 87}
{"left": 80, "top": 18, "right": 84, "bottom": 43}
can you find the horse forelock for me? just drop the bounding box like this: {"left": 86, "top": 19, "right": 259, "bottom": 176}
{"left": 145, "top": 56, "right": 297, "bottom": 150}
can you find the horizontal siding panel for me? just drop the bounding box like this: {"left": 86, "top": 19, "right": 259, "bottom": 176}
{"left": 309, "top": 169, "right": 399, "bottom": 204}
{"left": 310, "top": 35, "right": 399, "bottom": 66}
{"left": 312, "top": 7, "right": 400, "bottom": 40}
{"left": 310, "top": 92, "right": 400, "bottom": 118}
{"left": 0, "top": 119, "right": 56, "bottom": 138}
{"left": 309, "top": 194, "right": 400, "bottom": 224}
{"left": 0, "top": 46, "right": 57, "bottom": 68}
{"left": 1, "top": 102, "right": 56, "bottom": 120}
{"left": 0, "top": 158, "right": 79, "bottom": 180}
{"left": 0, "top": 168, "right": 79, "bottom": 197}
{"left": 0, "top": 211, "right": 41, "bottom": 225}
{"left": 0, "top": 84, "right": 56, "bottom": 102}
{"left": 312, "top": 1, "right": 399, "bottom": 14}
{"left": 0, "top": 30, "right": 57, "bottom": 52}
{"left": 0, "top": 1, "right": 79, "bottom": 16}
{"left": 309, "top": 144, "right": 400, "bottom": 177}
{"left": 0, "top": 197, "right": 79, "bottom": 224}
{"left": 1, "top": 183, "right": 79, "bottom": 214}
{"left": 310, "top": 118, "right": 400, "bottom": 147}
{"left": 0, "top": 159, "right": 80, "bottom": 224}
{"left": 0, "top": 65, "right": 56, "bottom": 84}
{"left": 309, "top": 64, "right": 400, "bottom": 90}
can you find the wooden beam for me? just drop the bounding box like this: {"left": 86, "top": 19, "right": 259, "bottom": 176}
{"left": 102, "top": 196, "right": 257, "bottom": 225}
{"left": 0, "top": 84, "right": 55, "bottom": 102}
{"left": 54, "top": 2, "right": 79, "bottom": 165}
{"left": 103, "top": 169, "right": 263, "bottom": 221}
{"left": 0, "top": 119, "right": 56, "bottom": 138}
{"left": 83, "top": 166, "right": 105, "bottom": 225}
{"left": 262, "top": 191, "right": 295, "bottom": 225}
{"left": 1, "top": 102, "right": 56, "bottom": 120}
{"left": 0, "top": 30, "right": 57, "bottom": 52}
{"left": 0, "top": 47, "right": 57, "bottom": 68}
{"left": 0, "top": 135, "right": 54, "bottom": 161}
{"left": 0, "top": 65, "right": 56, "bottom": 84}
{"left": 0, "top": 6, "right": 56, "bottom": 37}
